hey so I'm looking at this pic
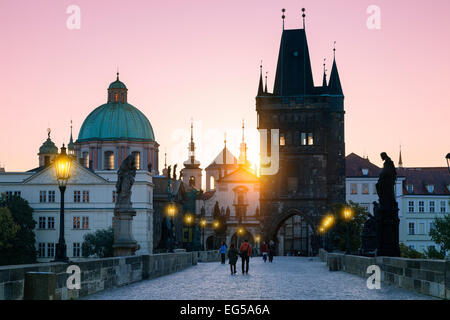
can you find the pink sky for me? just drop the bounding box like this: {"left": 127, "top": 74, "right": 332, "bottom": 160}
{"left": 0, "top": 0, "right": 449, "bottom": 172}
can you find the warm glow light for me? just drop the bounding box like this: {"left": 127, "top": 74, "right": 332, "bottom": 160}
{"left": 238, "top": 227, "right": 244, "bottom": 234}
{"left": 185, "top": 214, "right": 193, "bottom": 225}
{"left": 54, "top": 145, "right": 72, "bottom": 187}
{"left": 320, "top": 214, "right": 335, "bottom": 232}
{"left": 343, "top": 208, "right": 353, "bottom": 220}
{"left": 200, "top": 219, "right": 206, "bottom": 227}
{"left": 255, "top": 235, "right": 260, "bottom": 242}
{"left": 167, "top": 203, "right": 177, "bottom": 217}
{"left": 213, "top": 221, "right": 219, "bottom": 228}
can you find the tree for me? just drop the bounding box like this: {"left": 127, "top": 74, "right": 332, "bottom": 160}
{"left": 0, "top": 195, "right": 37, "bottom": 265}
{"left": 82, "top": 227, "right": 114, "bottom": 258}
{"left": 424, "top": 246, "right": 445, "bottom": 260}
{"left": 0, "top": 207, "right": 20, "bottom": 250}
{"left": 399, "top": 243, "right": 425, "bottom": 259}
{"left": 429, "top": 215, "right": 450, "bottom": 255}
{"left": 330, "top": 201, "right": 370, "bottom": 253}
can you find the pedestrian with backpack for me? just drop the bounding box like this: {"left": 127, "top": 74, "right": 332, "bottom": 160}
{"left": 239, "top": 239, "right": 252, "bottom": 274}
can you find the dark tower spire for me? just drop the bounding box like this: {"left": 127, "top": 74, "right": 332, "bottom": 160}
{"left": 282, "top": 8, "right": 286, "bottom": 30}
{"left": 328, "top": 42, "right": 343, "bottom": 95}
{"left": 322, "top": 58, "right": 327, "bottom": 87}
{"left": 398, "top": 145, "right": 403, "bottom": 168}
{"left": 265, "top": 71, "right": 268, "bottom": 93}
{"left": 257, "top": 61, "right": 264, "bottom": 96}
{"left": 223, "top": 132, "right": 227, "bottom": 165}
{"left": 302, "top": 8, "right": 306, "bottom": 29}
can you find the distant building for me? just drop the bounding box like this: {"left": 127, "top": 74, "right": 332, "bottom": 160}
{"left": 345, "top": 153, "right": 450, "bottom": 254}
{"left": 0, "top": 74, "right": 157, "bottom": 261}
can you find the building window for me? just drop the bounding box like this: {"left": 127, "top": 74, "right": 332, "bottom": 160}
{"left": 112, "top": 191, "right": 116, "bottom": 203}
{"left": 350, "top": 183, "right": 358, "bottom": 195}
{"left": 406, "top": 184, "right": 414, "bottom": 193}
{"left": 38, "top": 243, "right": 46, "bottom": 257}
{"left": 307, "top": 133, "right": 314, "bottom": 145}
{"left": 48, "top": 191, "right": 55, "bottom": 203}
{"left": 132, "top": 151, "right": 140, "bottom": 170}
{"left": 429, "top": 201, "right": 435, "bottom": 213}
{"left": 361, "top": 168, "right": 369, "bottom": 176}
{"left": 440, "top": 201, "right": 446, "bottom": 213}
{"left": 82, "top": 216, "right": 89, "bottom": 229}
{"left": 40, "top": 191, "right": 47, "bottom": 203}
{"left": 82, "top": 151, "right": 89, "bottom": 167}
{"left": 13, "top": 191, "right": 21, "bottom": 197}
{"left": 426, "top": 185, "right": 434, "bottom": 194}
{"left": 362, "top": 183, "right": 369, "bottom": 194}
{"left": 418, "top": 201, "right": 424, "bottom": 212}
{"left": 189, "top": 176, "right": 195, "bottom": 187}
{"left": 47, "top": 243, "right": 55, "bottom": 258}
{"left": 408, "top": 223, "right": 415, "bottom": 235}
{"left": 279, "top": 134, "right": 285, "bottom": 146}
{"left": 408, "top": 201, "right": 414, "bottom": 213}
{"left": 114, "top": 93, "right": 118, "bottom": 102}
{"left": 82, "top": 191, "right": 89, "bottom": 203}
{"left": 429, "top": 222, "right": 436, "bottom": 233}
{"left": 210, "top": 176, "right": 215, "bottom": 190}
{"left": 47, "top": 217, "right": 55, "bottom": 229}
{"left": 74, "top": 191, "right": 81, "bottom": 202}
{"left": 39, "top": 217, "right": 46, "bottom": 229}
{"left": 73, "top": 243, "right": 81, "bottom": 257}
{"left": 408, "top": 244, "right": 415, "bottom": 250}
{"left": 120, "top": 93, "right": 124, "bottom": 102}
{"left": 104, "top": 151, "right": 114, "bottom": 170}
{"left": 419, "top": 223, "right": 425, "bottom": 235}
{"left": 73, "top": 216, "right": 80, "bottom": 229}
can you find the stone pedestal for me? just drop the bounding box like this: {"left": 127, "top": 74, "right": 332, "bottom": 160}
{"left": 24, "top": 272, "right": 56, "bottom": 300}
{"left": 375, "top": 205, "right": 400, "bottom": 257}
{"left": 113, "top": 208, "right": 139, "bottom": 256}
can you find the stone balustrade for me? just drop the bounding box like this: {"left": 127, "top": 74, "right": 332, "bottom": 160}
{"left": 0, "top": 250, "right": 220, "bottom": 300}
{"left": 319, "top": 249, "right": 449, "bottom": 299}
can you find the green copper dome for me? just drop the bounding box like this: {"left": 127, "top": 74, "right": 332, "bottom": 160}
{"left": 108, "top": 79, "right": 127, "bottom": 89}
{"left": 39, "top": 136, "right": 58, "bottom": 154}
{"left": 77, "top": 102, "right": 155, "bottom": 142}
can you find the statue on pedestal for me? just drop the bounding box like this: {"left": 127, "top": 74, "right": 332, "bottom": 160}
{"left": 374, "top": 152, "right": 400, "bottom": 257}
{"left": 113, "top": 154, "right": 139, "bottom": 256}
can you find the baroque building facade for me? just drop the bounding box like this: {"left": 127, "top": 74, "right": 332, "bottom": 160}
{"left": 0, "top": 75, "right": 158, "bottom": 261}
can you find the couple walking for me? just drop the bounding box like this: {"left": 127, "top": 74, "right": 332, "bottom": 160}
{"left": 226, "top": 240, "right": 252, "bottom": 275}
{"left": 261, "top": 240, "right": 275, "bottom": 263}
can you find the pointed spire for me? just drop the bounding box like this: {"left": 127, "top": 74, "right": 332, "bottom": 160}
{"left": 164, "top": 150, "right": 167, "bottom": 169}
{"left": 257, "top": 61, "right": 264, "bottom": 96}
{"left": 68, "top": 120, "right": 75, "bottom": 154}
{"left": 301, "top": 8, "right": 306, "bottom": 29}
{"left": 322, "top": 58, "right": 327, "bottom": 87}
{"left": 265, "top": 71, "right": 268, "bottom": 93}
{"left": 328, "top": 41, "right": 343, "bottom": 95}
{"left": 239, "top": 120, "right": 248, "bottom": 166}
{"left": 398, "top": 145, "right": 403, "bottom": 168}
{"left": 223, "top": 132, "right": 227, "bottom": 165}
{"left": 282, "top": 8, "right": 286, "bottom": 30}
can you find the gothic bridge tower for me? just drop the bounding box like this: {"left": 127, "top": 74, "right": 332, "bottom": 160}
{"left": 257, "top": 10, "right": 345, "bottom": 255}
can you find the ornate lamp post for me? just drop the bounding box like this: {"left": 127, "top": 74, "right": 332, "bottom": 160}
{"left": 319, "top": 214, "right": 335, "bottom": 252}
{"left": 184, "top": 214, "right": 193, "bottom": 250}
{"left": 213, "top": 220, "right": 220, "bottom": 249}
{"left": 200, "top": 218, "right": 206, "bottom": 250}
{"left": 343, "top": 207, "right": 353, "bottom": 254}
{"left": 53, "top": 144, "right": 72, "bottom": 262}
{"left": 167, "top": 202, "right": 177, "bottom": 252}
{"left": 446, "top": 153, "right": 450, "bottom": 174}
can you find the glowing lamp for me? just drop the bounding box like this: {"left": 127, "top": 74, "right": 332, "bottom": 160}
{"left": 54, "top": 145, "right": 72, "bottom": 187}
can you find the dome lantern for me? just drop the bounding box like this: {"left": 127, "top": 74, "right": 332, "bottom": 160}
{"left": 108, "top": 72, "right": 128, "bottom": 103}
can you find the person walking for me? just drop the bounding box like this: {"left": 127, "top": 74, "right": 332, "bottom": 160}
{"left": 268, "top": 240, "right": 276, "bottom": 263}
{"left": 227, "top": 243, "right": 239, "bottom": 275}
{"left": 219, "top": 241, "right": 227, "bottom": 264}
{"left": 261, "top": 241, "right": 268, "bottom": 262}
{"left": 239, "top": 239, "right": 252, "bottom": 274}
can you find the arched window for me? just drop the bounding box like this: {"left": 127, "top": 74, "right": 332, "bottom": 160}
{"left": 121, "top": 93, "right": 124, "bottom": 102}
{"left": 82, "top": 152, "right": 89, "bottom": 167}
{"left": 132, "top": 151, "right": 140, "bottom": 170}
{"left": 210, "top": 176, "right": 215, "bottom": 190}
{"left": 189, "top": 176, "right": 195, "bottom": 187}
{"left": 104, "top": 151, "right": 114, "bottom": 170}
{"left": 115, "top": 93, "right": 118, "bottom": 102}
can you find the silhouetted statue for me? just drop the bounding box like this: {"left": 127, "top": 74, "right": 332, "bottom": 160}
{"left": 167, "top": 165, "right": 171, "bottom": 179}
{"left": 147, "top": 162, "right": 152, "bottom": 173}
{"left": 359, "top": 207, "right": 377, "bottom": 256}
{"left": 374, "top": 152, "right": 400, "bottom": 257}
{"left": 173, "top": 164, "right": 177, "bottom": 180}
{"left": 115, "top": 154, "right": 136, "bottom": 210}
{"left": 375, "top": 152, "right": 397, "bottom": 210}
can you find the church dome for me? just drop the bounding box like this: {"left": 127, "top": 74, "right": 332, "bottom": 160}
{"left": 77, "top": 74, "right": 155, "bottom": 142}
{"left": 39, "top": 131, "right": 58, "bottom": 155}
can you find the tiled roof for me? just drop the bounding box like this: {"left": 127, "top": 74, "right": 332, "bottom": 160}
{"left": 345, "top": 153, "right": 381, "bottom": 177}
{"left": 397, "top": 167, "right": 450, "bottom": 195}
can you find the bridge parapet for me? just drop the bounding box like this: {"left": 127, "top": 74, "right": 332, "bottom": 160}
{"left": 319, "top": 249, "right": 449, "bottom": 299}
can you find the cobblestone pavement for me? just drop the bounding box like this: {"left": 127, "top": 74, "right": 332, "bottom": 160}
{"left": 84, "top": 256, "right": 435, "bottom": 300}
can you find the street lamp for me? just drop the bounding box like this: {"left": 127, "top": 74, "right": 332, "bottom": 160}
{"left": 320, "top": 214, "right": 335, "bottom": 252}
{"left": 184, "top": 214, "right": 193, "bottom": 250}
{"left": 446, "top": 153, "right": 450, "bottom": 174}
{"left": 166, "top": 202, "right": 177, "bottom": 252}
{"left": 343, "top": 207, "right": 353, "bottom": 254}
{"left": 213, "top": 220, "right": 220, "bottom": 249}
{"left": 54, "top": 144, "right": 72, "bottom": 262}
{"left": 200, "top": 218, "right": 206, "bottom": 250}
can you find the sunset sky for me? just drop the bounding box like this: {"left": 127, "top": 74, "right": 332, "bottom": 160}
{"left": 1, "top": 0, "right": 449, "bottom": 172}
